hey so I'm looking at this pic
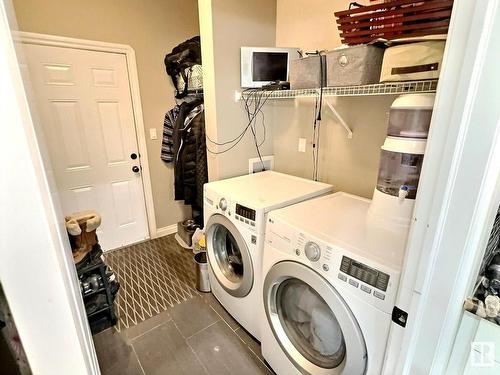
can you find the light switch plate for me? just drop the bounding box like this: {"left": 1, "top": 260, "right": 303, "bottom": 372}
{"left": 298, "top": 138, "right": 307, "bottom": 152}
{"left": 149, "top": 128, "right": 158, "bottom": 140}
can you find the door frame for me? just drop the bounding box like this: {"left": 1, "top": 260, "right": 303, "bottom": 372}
{"left": 16, "top": 31, "right": 158, "bottom": 240}
{"left": 382, "top": 0, "right": 500, "bottom": 373}
{"left": 0, "top": 3, "right": 98, "bottom": 373}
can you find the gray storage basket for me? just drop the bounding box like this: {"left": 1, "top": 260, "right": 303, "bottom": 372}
{"left": 289, "top": 55, "right": 326, "bottom": 89}
{"left": 326, "top": 45, "right": 384, "bottom": 87}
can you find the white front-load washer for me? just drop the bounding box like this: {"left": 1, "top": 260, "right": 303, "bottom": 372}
{"left": 203, "top": 171, "right": 332, "bottom": 340}
{"left": 261, "top": 192, "right": 410, "bottom": 375}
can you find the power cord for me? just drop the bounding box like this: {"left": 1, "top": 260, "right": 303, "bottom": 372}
{"left": 244, "top": 89, "right": 268, "bottom": 171}
{"left": 206, "top": 88, "right": 271, "bottom": 172}
{"left": 310, "top": 50, "right": 325, "bottom": 181}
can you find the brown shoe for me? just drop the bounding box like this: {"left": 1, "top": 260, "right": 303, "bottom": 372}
{"left": 65, "top": 211, "right": 101, "bottom": 263}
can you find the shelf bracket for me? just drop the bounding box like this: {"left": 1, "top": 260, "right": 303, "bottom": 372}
{"left": 323, "top": 97, "right": 353, "bottom": 139}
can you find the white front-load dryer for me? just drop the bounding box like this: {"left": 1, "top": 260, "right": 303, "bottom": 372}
{"left": 261, "top": 192, "right": 410, "bottom": 374}
{"left": 203, "top": 171, "right": 332, "bottom": 340}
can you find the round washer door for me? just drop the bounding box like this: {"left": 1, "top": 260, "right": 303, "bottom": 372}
{"left": 264, "top": 261, "right": 367, "bottom": 375}
{"left": 206, "top": 214, "right": 253, "bottom": 297}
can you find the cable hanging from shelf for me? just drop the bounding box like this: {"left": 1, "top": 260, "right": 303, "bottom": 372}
{"left": 236, "top": 79, "right": 438, "bottom": 139}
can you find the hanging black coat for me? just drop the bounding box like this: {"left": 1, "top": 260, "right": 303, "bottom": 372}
{"left": 172, "top": 99, "right": 207, "bottom": 218}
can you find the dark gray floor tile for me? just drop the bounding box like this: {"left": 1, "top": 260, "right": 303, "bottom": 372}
{"left": 93, "top": 329, "right": 144, "bottom": 375}
{"left": 170, "top": 296, "right": 220, "bottom": 338}
{"left": 201, "top": 293, "right": 240, "bottom": 331}
{"left": 234, "top": 327, "right": 266, "bottom": 363}
{"left": 125, "top": 310, "right": 171, "bottom": 340}
{"left": 187, "top": 320, "right": 273, "bottom": 375}
{"left": 132, "top": 321, "right": 207, "bottom": 375}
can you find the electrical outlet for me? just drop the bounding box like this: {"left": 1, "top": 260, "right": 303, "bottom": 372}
{"left": 298, "top": 138, "right": 307, "bottom": 152}
{"left": 149, "top": 128, "right": 158, "bottom": 140}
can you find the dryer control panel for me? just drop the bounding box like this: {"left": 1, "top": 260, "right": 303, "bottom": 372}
{"left": 204, "top": 190, "right": 264, "bottom": 234}
{"left": 235, "top": 204, "right": 256, "bottom": 223}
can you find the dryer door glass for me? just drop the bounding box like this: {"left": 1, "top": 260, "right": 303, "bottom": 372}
{"left": 212, "top": 224, "right": 243, "bottom": 283}
{"left": 276, "top": 278, "right": 345, "bottom": 368}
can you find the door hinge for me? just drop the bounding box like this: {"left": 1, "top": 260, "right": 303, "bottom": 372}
{"left": 392, "top": 306, "right": 408, "bottom": 327}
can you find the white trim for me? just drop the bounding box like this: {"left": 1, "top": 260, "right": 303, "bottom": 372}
{"left": 15, "top": 31, "right": 158, "bottom": 241}
{"left": 383, "top": 0, "right": 500, "bottom": 373}
{"left": 198, "top": 0, "right": 220, "bottom": 181}
{"left": 0, "top": 6, "right": 98, "bottom": 374}
{"left": 156, "top": 224, "right": 178, "bottom": 238}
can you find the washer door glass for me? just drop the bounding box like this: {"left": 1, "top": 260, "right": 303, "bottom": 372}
{"left": 277, "top": 278, "right": 345, "bottom": 368}
{"left": 264, "top": 261, "right": 367, "bottom": 375}
{"left": 206, "top": 214, "right": 253, "bottom": 298}
{"left": 211, "top": 223, "right": 243, "bottom": 283}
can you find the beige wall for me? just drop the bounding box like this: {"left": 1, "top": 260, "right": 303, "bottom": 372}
{"left": 276, "top": 0, "right": 370, "bottom": 52}
{"left": 274, "top": 0, "right": 394, "bottom": 199}
{"left": 12, "top": 0, "right": 199, "bottom": 229}
{"left": 199, "top": 0, "right": 276, "bottom": 180}
{"left": 272, "top": 96, "right": 393, "bottom": 198}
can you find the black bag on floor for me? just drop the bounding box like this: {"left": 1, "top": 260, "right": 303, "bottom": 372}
{"left": 164, "top": 36, "right": 202, "bottom": 99}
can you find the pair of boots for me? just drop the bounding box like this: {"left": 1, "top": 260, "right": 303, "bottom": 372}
{"left": 65, "top": 211, "right": 101, "bottom": 264}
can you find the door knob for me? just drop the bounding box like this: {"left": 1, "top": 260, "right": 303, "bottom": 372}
{"left": 130, "top": 152, "right": 138, "bottom": 160}
{"left": 132, "top": 166, "right": 140, "bottom": 173}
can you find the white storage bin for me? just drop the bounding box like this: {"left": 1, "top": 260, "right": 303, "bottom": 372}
{"left": 380, "top": 41, "right": 445, "bottom": 82}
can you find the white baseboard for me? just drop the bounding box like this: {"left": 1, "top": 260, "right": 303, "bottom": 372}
{"left": 155, "top": 224, "right": 177, "bottom": 238}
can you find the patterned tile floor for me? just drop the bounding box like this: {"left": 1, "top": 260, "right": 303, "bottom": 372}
{"left": 105, "top": 235, "right": 200, "bottom": 331}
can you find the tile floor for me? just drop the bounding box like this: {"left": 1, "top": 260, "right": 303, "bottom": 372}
{"left": 95, "top": 235, "right": 274, "bottom": 375}
{"left": 104, "top": 235, "right": 200, "bottom": 331}
{"left": 94, "top": 294, "right": 274, "bottom": 375}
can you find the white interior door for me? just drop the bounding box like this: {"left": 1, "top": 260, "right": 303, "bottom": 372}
{"left": 23, "top": 43, "right": 149, "bottom": 250}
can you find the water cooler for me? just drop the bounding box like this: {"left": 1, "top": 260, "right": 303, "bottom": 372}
{"left": 368, "top": 94, "right": 435, "bottom": 227}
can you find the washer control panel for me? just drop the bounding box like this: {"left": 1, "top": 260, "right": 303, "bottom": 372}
{"left": 296, "top": 234, "right": 334, "bottom": 272}
{"left": 336, "top": 256, "right": 390, "bottom": 302}
{"left": 304, "top": 241, "right": 321, "bottom": 262}
{"left": 219, "top": 198, "right": 228, "bottom": 211}
{"left": 264, "top": 216, "right": 399, "bottom": 313}
{"left": 295, "top": 231, "right": 393, "bottom": 307}
{"left": 340, "top": 256, "right": 390, "bottom": 292}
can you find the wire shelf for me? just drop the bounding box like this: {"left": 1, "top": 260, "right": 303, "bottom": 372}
{"left": 240, "top": 80, "right": 438, "bottom": 100}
